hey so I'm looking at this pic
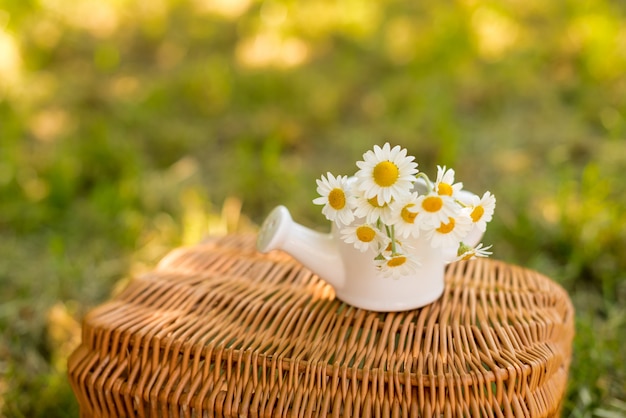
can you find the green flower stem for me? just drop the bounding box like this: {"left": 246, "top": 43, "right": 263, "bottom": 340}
{"left": 416, "top": 172, "right": 433, "bottom": 192}
{"left": 385, "top": 224, "right": 398, "bottom": 255}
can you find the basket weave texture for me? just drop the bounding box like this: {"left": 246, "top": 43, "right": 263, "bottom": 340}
{"left": 68, "top": 234, "right": 574, "bottom": 418}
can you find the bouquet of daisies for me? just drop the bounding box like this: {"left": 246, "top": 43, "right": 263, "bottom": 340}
{"left": 313, "top": 143, "right": 496, "bottom": 278}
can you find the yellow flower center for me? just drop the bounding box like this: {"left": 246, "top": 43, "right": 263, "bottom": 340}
{"left": 422, "top": 196, "right": 443, "bottom": 212}
{"left": 436, "top": 217, "right": 456, "bottom": 234}
{"left": 373, "top": 161, "right": 399, "bottom": 187}
{"left": 401, "top": 204, "right": 417, "bottom": 224}
{"left": 460, "top": 252, "right": 474, "bottom": 261}
{"left": 437, "top": 183, "right": 453, "bottom": 196}
{"left": 470, "top": 206, "right": 484, "bottom": 222}
{"left": 356, "top": 226, "right": 376, "bottom": 242}
{"left": 328, "top": 188, "right": 346, "bottom": 210}
{"left": 367, "top": 197, "right": 386, "bottom": 208}
{"left": 387, "top": 256, "right": 407, "bottom": 268}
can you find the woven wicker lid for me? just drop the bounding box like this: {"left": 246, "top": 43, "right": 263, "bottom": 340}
{"left": 68, "top": 234, "right": 574, "bottom": 417}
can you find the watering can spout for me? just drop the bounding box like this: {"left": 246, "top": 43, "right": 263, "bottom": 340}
{"left": 256, "top": 206, "right": 346, "bottom": 289}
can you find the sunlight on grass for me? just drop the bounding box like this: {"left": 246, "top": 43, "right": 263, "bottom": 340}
{"left": 385, "top": 17, "right": 418, "bottom": 65}
{"left": 1, "top": 0, "right": 626, "bottom": 416}
{"left": 45, "top": 303, "right": 81, "bottom": 372}
{"left": 40, "top": 0, "right": 120, "bottom": 38}
{"left": 134, "top": 0, "right": 168, "bottom": 21}
{"left": 236, "top": 1, "right": 311, "bottom": 69}
{"left": 236, "top": 33, "right": 310, "bottom": 69}
{"left": 293, "top": 0, "right": 380, "bottom": 39}
{"left": 181, "top": 188, "right": 211, "bottom": 245}
{"left": 193, "top": 0, "right": 252, "bottom": 19}
{"left": 30, "top": 19, "right": 62, "bottom": 50}
{"left": 0, "top": 27, "right": 22, "bottom": 90}
{"left": 569, "top": 13, "right": 626, "bottom": 81}
{"left": 108, "top": 75, "right": 141, "bottom": 100}
{"left": 471, "top": 6, "right": 520, "bottom": 60}
{"left": 29, "top": 108, "right": 72, "bottom": 143}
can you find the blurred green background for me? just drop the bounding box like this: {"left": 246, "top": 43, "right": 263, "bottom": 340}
{"left": 1, "top": 0, "right": 625, "bottom": 416}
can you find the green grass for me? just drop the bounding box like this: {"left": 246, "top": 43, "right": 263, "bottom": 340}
{"left": 1, "top": 0, "right": 626, "bottom": 416}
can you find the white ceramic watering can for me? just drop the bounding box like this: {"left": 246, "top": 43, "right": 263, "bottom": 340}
{"left": 257, "top": 190, "right": 484, "bottom": 312}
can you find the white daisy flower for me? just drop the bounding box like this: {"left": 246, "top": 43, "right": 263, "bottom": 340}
{"left": 467, "top": 191, "right": 496, "bottom": 232}
{"left": 434, "top": 165, "right": 463, "bottom": 197}
{"left": 377, "top": 237, "right": 414, "bottom": 260}
{"left": 311, "top": 144, "right": 496, "bottom": 275}
{"left": 375, "top": 253, "right": 421, "bottom": 279}
{"left": 424, "top": 213, "right": 473, "bottom": 248}
{"left": 455, "top": 242, "right": 493, "bottom": 261}
{"left": 415, "top": 191, "right": 460, "bottom": 229}
{"left": 353, "top": 189, "right": 394, "bottom": 224}
{"left": 312, "top": 172, "right": 355, "bottom": 225}
{"left": 388, "top": 192, "right": 421, "bottom": 238}
{"left": 340, "top": 224, "right": 388, "bottom": 253}
{"left": 355, "top": 142, "right": 418, "bottom": 206}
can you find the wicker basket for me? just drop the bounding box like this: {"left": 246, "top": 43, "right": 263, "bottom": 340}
{"left": 68, "top": 234, "right": 574, "bottom": 417}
